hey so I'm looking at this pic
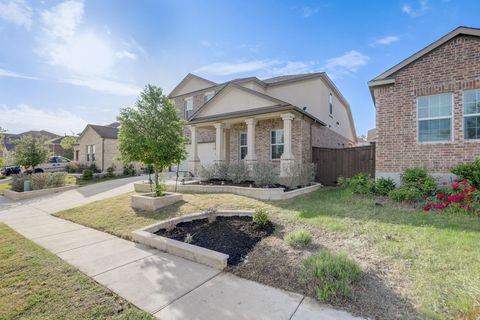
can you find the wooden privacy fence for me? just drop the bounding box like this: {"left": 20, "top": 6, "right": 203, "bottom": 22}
{"left": 312, "top": 144, "right": 375, "bottom": 186}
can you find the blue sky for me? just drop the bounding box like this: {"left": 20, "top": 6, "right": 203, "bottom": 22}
{"left": 0, "top": 0, "right": 479, "bottom": 136}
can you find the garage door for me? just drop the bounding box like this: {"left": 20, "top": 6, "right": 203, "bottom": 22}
{"left": 177, "top": 142, "right": 216, "bottom": 172}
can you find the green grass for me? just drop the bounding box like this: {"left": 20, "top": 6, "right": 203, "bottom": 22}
{"left": 66, "top": 174, "right": 133, "bottom": 187}
{"left": 0, "top": 223, "right": 154, "bottom": 320}
{"left": 0, "top": 183, "right": 11, "bottom": 194}
{"left": 54, "top": 188, "right": 480, "bottom": 319}
{"left": 284, "top": 229, "right": 312, "bottom": 248}
{"left": 303, "top": 250, "right": 362, "bottom": 301}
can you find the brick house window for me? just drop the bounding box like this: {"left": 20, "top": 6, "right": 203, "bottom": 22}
{"left": 204, "top": 91, "right": 214, "bottom": 103}
{"left": 239, "top": 132, "right": 247, "bottom": 160}
{"left": 184, "top": 97, "right": 193, "bottom": 120}
{"left": 329, "top": 93, "right": 333, "bottom": 114}
{"left": 86, "top": 145, "right": 95, "bottom": 161}
{"left": 270, "top": 129, "right": 284, "bottom": 160}
{"left": 417, "top": 93, "right": 452, "bottom": 142}
{"left": 464, "top": 89, "right": 480, "bottom": 140}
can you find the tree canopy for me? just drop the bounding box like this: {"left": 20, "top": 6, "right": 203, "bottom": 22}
{"left": 118, "top": 84, "right": 187, "bottom": 195}
{"left": 60, "top": 136, "right": 78, "bottom": 160}
{"left": 14, "top": 135, "right": 49, "bottom": 170}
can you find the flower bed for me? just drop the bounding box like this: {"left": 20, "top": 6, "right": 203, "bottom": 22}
{"left": 423, "top": 179, "right": 480, "bottom": 216}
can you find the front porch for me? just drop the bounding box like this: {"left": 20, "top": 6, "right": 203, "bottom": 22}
{"left": 187, "top": 112, "right": 304, "bottom": 177}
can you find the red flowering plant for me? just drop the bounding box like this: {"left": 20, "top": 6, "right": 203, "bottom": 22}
{"left": 423, "top": 179, "right": 480, "bottom": 216}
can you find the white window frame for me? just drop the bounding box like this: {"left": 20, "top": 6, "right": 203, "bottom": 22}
{"left": 329, "top": 93, "right": 333, "bottom": 115}
{"left": 86, "top": 145, "right": 96, "bottom": 162}
{"left": 270, "top": 129, "right": 284, "bottom": 160}
{"left": 184, "top": 97, "right": 193, "bottom": 120}
{"left": 416, "top": 93, "right": 454, "bottom": 144}
{"left": 463, "top": 89, "right": 480, "bottom": 141}
{"left": 204, "top": 91, "right": 214, "bottom": 103}
{"left": 239, "top": 132, "right": 248, "bottom": 160}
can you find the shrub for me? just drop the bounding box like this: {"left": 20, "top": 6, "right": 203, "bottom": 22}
{"left": 212, "top": 162, "right": 229, "bottom": 180}
{"left": 10, "top": 174, "right": 28, "bottom": 192}
{"left": 66, "top": 162, "right": 87, "bottom": 174}
{"left": 31, "top": 173, "right": 48, "bottom": 190}
{"left": 252, "top": 161, "right": 276, "bottom": 187}
{"left": 228, "top": 162, "right": 249, "bottom": 184}
{"left": 106, "top": 165, "right": 115, "bottom": 177}
{"left": 252, "top": 208, "right": 269, "bottom": 225}
{"left": 154, "top": 182, "right": 167, "bottom": 197}
{"left": 423, "top": 179, "right": 480, "bottom": 216}
{"left": 283, "top": 162, "right": 316, "bottom": 189}
{"left": 198, "top": 164, "right": 214, "bottom": 182}
{"left": 82, "top": 169, "right": 93, "bottom": 180}
{"left": 375, "top": 177, "right": 396, "bottom": 196}
{"left": 303, "top": 250, "right": 362, "bottom": 301}
{"left": 49, "top": 172, "right": 67, "bottom": 188}
{"left": 349, "top": 173, "right": 375, "bottom": 195}
{"left": 88, "top": 163, "right": 101, "bottom": 173}
{"left": 451, "top": 159, "right": 480, "bottom": 187}
{"left": 337, "top": 176, "right": 350, "bottom": 188}
{"left": 388, "top": 168, "right": 438, "bottom": 201}
{"left": 123, "top": 164, "right": 135, "bottom": 176}
{"left": 284, "top": 230, "right": 312, "bottom": 248}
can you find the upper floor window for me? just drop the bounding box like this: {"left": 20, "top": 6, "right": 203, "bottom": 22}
{"left": 239, "top": 132, "right": 248, "bottom": 160}
{"left": 270, "top": 129, "right": 284, "bottom": 160}
{"left": 329, "top": 93, "right": 333, "bottom": 114}
{"left": 417, "top": 93, "right": 452, "bottom": 143}
{"left": 86, "top": 145, "right": 95, "bottom": 161}
{"left": 184, "top": 97, "right": 193, "bottom": 120}
{"left": 464, "top": 89, "right": 480, "bottom": 140}
{"left": 204, "top": 91, "right": 214, "bottom": 103}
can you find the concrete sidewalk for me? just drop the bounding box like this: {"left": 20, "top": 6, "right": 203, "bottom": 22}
{"left": 0, "top": 178, "right": 362, "bottom": 320}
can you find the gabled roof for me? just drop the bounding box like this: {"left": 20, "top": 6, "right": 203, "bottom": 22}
{"left": 168, "top": 73, "right": 217, "bottom": 98}
{"left": 189, "top": 82, "right": 290, "bottom": 121}
{"left": 369, "top": 26, "right": 480, "bottom": 87}
{"left": 79, "top": 124, "right": 118, "bottom": 140}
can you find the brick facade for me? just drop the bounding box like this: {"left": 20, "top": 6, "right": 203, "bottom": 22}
{"left": 373, "top": 35, "right": 480, "bottom": 182}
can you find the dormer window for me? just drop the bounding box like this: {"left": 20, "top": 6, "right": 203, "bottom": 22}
{"left": 204, "top": 91, "right": 214, "bottom": 103}
{"left": 329, "top": 93, "right": 333, "bottom": 114}
{"left": 184, "top": 97, "right": 193, "bottom": 120}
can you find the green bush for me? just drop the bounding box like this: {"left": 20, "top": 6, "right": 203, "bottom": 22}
{"left": 228, "top": 162, "right": 249, "bottom": 184}
{"left": 10, "top": 174, "right": 27, "bottom": 192}
{"left": 375, "top": 177, "right": 396, "bottom": 196}
{"left": 49, "top": 172, "right": 67, "bottom": 188}
{"left": 88, "top": 163, "right": 101, "bottom": 173}
{"left": 252, "top": 208, "right": 269, "bottom": 226}
{"left": 337, "top": 176, "right": 350, "bottom": 188}
{"left": 123, "top": 164, "right": 135, "bottom": 176}
{"left": 252, "top": 161, "right": 276, "bottom": 187}
{"left": 388, "top": 167, "right": 437, "bottom": 201}
{"left": 349, "top": 173, "right": 375, "bottom": 195}
{"left": 451, "top": 159, "right": 480, "bottom": 187}
{"left": 31, "top": 173, "right": 48, "bottom": 190}
{"left": 66, "top": 162, "right": 86, "bottom": 174}
{"left": 106, "top": 165, "right": 115, "bottom": 177}
{"left": 198, "top": 164, "right": 214, "bottom": 182}
{"left": 303, "top": 251, "right": 362, "bottom": 301}
{"left": 284, "top": 230, "right": 312, "bottom": 248}
{"left": 283, "top": 162, "right": 316, "bottom": 189}
{"left": 82, "top": 169, "right": 93, "bottom": 180}
{"left": 212, "top": 162, "right": 229, "bottom": 180}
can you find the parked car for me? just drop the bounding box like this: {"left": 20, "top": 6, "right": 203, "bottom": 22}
{"left": 1, "top": 166, "right": 21, "bottom": 176}
{"left": 23, "top": 156, "right": 71, "bottom": 173}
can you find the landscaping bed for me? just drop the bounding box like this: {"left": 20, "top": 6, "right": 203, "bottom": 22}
{"left": 155, "top": 215, "right": 274, "bottom": 265}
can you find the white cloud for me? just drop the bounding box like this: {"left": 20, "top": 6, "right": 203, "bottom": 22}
{"left": 0, "top": 104, "right": 89, "bottom": 135}
{"left": 323, "top": 50, "right": 369, "bottom": 78}
{"left": 0, "top": 0, "right": 32, "bottom": 30}
{"left": 40, "top": 0, "right": 83, "bottom": 39}
{"left": 0, "top": 68, "right": 38, "bottom": 80}
{"left": 63, "top": 78, "right": 141, "bottom": 96}
{"left": 370, "top": 35, "right": 400, "bottom": 46}
{"left": 402, "top": 0, "right": 429, "bottom": 17}
{"left": 263, "top": 61, "right": 317, "bottom": 76}
{"left": 195, "top": 60, "right": 281, "bottom": 76}
{"left": 115, "top": 50, "right": 137, "bottom": 60}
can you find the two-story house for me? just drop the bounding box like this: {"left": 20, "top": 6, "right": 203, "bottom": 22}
{"left": 169, "top": 72, "right": 357, "bottom": 176}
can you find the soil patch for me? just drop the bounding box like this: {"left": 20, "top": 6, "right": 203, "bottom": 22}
{"left": 155, "top": 216, "right": 274, "bottom": 265}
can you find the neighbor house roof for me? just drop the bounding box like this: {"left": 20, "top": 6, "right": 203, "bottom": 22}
{"left": 78, "top": 124, "right": 119, "bottom": 140}
{"left": 369, "top": 26, "right": 480, "bottom": 87}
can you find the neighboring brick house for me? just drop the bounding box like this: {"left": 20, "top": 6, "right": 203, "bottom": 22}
{"left": 168, "top": 72, "right": 357, "bottom": 176}
{"left": 1, "top": 130, "right": 63, "bottom": 164}
{"left": 368, "top": 26, "right": 480, "bottom": 183}
{"left": 74, "top": 122, "right": 126, "bottom": 173}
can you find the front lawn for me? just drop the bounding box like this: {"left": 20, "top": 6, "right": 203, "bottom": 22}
{"left": 66, "top": 174, "right": 135, "bottom": 187}
{"left": 54, "top": 188, "right": 480, "bottom": 320}
{"left": 0, "top": 183, "right": 11, "bottom": 194}
{"left": 0, "top": 224, "right": 154, "bottom": 320}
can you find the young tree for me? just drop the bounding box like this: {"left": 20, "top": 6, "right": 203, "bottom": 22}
{"left": 60, "top": 136, "right": 78, "bottom": 160}
{"left": 14, "top": 135, "right": 49, "bottom": 171}
{"left": 118, "top": 85, "right": 187, "bottom": 196}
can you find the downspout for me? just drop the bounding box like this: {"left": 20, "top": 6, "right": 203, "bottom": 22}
{"left": 102, "top": 138, "right": 105, "bottom": 172}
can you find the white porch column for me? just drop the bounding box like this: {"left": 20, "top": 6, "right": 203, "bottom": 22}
{"left": 214, "top": 123, "right": 225, "bottom": 162}
{"left": 280, "top": 113, "right": 295, "bottom": 177}
{"left": 244, "top": 118, "right": 257, "bottom": 161}
{"left": 188, "top": 125, "right": 200, "bottom": 174}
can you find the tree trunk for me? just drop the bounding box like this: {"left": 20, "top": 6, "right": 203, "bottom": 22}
{"left": 154, "top": 165, "right": 160, "bottom": 196}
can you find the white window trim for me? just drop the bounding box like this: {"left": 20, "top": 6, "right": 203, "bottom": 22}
{"left": 270, "top": 129, "right": 284, "bottom": 160}
{"left": 184, "top": 97, "right": 193, "bottom": 119}
{"left": 239, "top": 132, "right": 247, "bottom": 160}
{"left": 204, "top": 91, "right": 215, "bottom": 102}
{"left": 329, "top": 93, "right": 333, "bottom": 115}
{"left": 462, "top": 89, "right": 480, "bottom": 141}
{"left": 416, "top": 93, "right": 454, "bottom": 144}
